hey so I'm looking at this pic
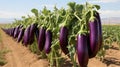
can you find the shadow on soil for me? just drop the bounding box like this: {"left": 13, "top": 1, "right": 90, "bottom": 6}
{"left": 103, "top": 57, "right": 120, "bottom": 66}
{"left": 110, "top": 46, "right": 120, "bottom": 50}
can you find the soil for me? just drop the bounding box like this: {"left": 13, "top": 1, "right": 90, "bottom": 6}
{"left": 0, "top": 28, "right": 120, "bottom": 67}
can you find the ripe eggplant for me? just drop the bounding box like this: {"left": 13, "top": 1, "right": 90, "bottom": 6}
{"left": 44, "top": 30, "right": 52, "bottom": 54}
{"left": 77, "top": 34, "right": 89, "bottom": 67}
{"left": 23, "top": 25, "right": 31, "bottom": 46}
{"left": 14, "top": 26, "right": 20, "bottom": 38}
{"left": 29, "top": 23, "right": 37, "bottom": 44}
{"left": 35, "top": 27, "right": 39, "bottom": 41}
{"left": 17, "top": 28, "right": 25, "bottom": 42}
{"left": 94, "top": 12, "right": 102, "bottom": 50}
{"left": 11, "top": 28, "right": 15, "bottom": 37}
{"left": 59, "top": 26, "right": 69, "bottom": 55}
{"left": 38, "top": 27, "right": 46, "bottom": 51}
{"left": 89, "top": 19, "right": 99, "bottom": 58}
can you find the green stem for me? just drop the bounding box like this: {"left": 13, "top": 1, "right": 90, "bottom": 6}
{"left": 74, "top": 12, "right": 82, "bottom": 22}
{"left": 59, "top": 14, "right": 69, "bottom": 27}
{"left": 71, "top": 56, "right": 76, "bottom": 67}
{"left": 54, "top": 48, "right": 59, "bottom": 67}
{"left": 78, "top": 24, "right": 84, "bottom": 34}
{"left": 89, "top": 10, "right": 95, "bottom": 22}
{"left": 50, "top": 49, "right": 54, "bottom": 67}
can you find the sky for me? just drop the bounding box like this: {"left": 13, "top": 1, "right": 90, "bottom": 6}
{"left": 0, "top": 0, "right": 120, "bottom": 20}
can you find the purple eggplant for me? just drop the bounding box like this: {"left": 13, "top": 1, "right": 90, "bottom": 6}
{"left": 23, "top": 25, "right": 31, "bottom": 46}
{"left": 59, "top": 26, "right": 69, "bottom": 55}
{"left": 89, "top": 19, "right": 99, "bottom": 58}
{"left": 17, "top": 28, "right": 25, "bottom": 42}
{"left": 77, "top": 34, "right": 89, "bottom": 67}
{"left": 11, "top": 28, "right": 15, "bottom": 37}
{"left": 94, "top": 12, "right": 102, "bottom": 50}
{"left": 35, "top": 27, "right": 39, "bottom": 41}
{"left": 29, "top": 23, "right": 37, "bottom": 44}
{"left": 38, "top": 27, "right": 46, "bottom": 51}
{"left": 14, "top": 26, "right": 20, "bottom": 38}
{"left": 44, "top": 30, "right": 52, "bottom": 54}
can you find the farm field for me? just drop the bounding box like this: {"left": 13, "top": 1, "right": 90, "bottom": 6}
{"left": 0, "top": 1, "right": 120, "bottom": 67}
{"left": 0, "top": 25, "right": 120, "bottom": 67}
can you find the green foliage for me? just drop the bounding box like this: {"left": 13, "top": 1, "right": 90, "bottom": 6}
{"left": 3, "top": 2, "right": 102, "bottom": 67}
{"left": 0, "top": 48, "right": 9, "bottom": 66}
{"left": 97, "top": 25, "right": 120, "bottom": 60}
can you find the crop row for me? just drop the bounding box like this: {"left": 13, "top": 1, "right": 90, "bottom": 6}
{"left": 2, "top": 2, "right": 102, "bottom": 67}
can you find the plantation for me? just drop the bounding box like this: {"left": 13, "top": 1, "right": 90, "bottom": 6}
{"left": 0, "top": 2, "right": 120, "bottom": 67}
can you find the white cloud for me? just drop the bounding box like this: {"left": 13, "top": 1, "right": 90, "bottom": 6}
{"left": 89, "top": 0, "right": 119, "bottom": 3}
{"left": 99, "top": 10, "right": 120, "bottom": 18}
{"left": 0, "top": 10, "right": 32, "bottom": 18}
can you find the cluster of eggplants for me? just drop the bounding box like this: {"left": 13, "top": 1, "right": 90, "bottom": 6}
{"left": 2, "top": 23, "right": 39, "bottom": 46}
{"left": 22, "top": 23, "right": 38, "bottom": 46}
{"left": 76, "top": 12, "right": 102, "bottom": 67}
{"left": 14, "top": 25, "right": 23, "bottom": 38}
{"left": 2, "top": 23, "right": 53, "bottom": 55}
{"left": 2, "top": 4, "right": 102, "bottom": 67}
{"left": 2, "top": 25, "right": 22, "bottom": 38}
{"left": 2, "top": 28, "right": 15, "bottom": 36}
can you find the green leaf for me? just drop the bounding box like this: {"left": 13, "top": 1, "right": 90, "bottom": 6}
{"left": 31, "top": 8, "right": 38, "bottom": 17}
{"left": 94, "top": 5, "right": 100, "bottom": 10}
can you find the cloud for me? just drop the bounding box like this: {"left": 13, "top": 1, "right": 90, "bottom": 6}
{"left": 0, "top": 10, "right": 32, "bottom": 18}
{"left": 89, "top": 0, "right": 119, "bottom": 3}
{"left": 99, "top": 10, "right": 120, "bottom": 18}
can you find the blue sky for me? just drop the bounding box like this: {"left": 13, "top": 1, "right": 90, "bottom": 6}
{"left": 0, "top": 0, "right": 120, "bottom": 19}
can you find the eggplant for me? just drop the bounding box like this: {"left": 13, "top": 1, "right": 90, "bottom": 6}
{"left": 35, "top": 27, "right": 39, "bottom": 41}
{"left": 23, "top": 25, "right": 31, "bottom": 46}
{"left": 44, "top": 30, "right": 52, "bottom": 54}
{"left": 29, "top": 23, "right": 37, "bottom": 44}
{"left": 14, "top": 26, "right": 20, "bottom": 38}
{"left": 77, "top": 34, "right": 89, "bottom": 67}
{"left": 94, "top": 12, "right": 102, "bottom": 50}
{"left": 10, "top": 28, "right": 15, "bottom": 37}
{"left": 9, "top": 28, "right": 12, "bottom": 36}
{"left": 38, "top": 27, "right": 46, "bottom": 51}
{"left": 17, "top": 28, "right": 25, "bottom": 42}
{"left": 89, "top": 19, "right": 99, "bottom": 58}
{"left": 59, "top": 26, "right": 69, "bottom": 55}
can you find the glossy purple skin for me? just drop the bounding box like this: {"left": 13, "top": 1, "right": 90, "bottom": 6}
{"left": 17, "top": 28, "right": 25, "bottom": 42}
{"left": 35, "top": 27, "right": 39, "bottom": 41}
{"left": 23, "top": 26, "right": 31, "bottom": 46}
{"left": 59, "top": 26, "right": 69, "bottom": 55}
{"left": 29, "top": 24, "right": 37, "bottom": 44}
{"left": 89, "top": 20, "right": 99, "bottom": 58}
{"left": 95, "top": 12, "right": 102, "bottom": 50}
{"left": 10, "top": 28, "right": 14, "bottom": 37}
{"left": 14, "top": 26, "right": 20, "bottom": 38}
{"left": 44, "top": 30, "right": 52, "bottom": 54}
{"left": 11, "top": 28, "right": 15, "bottom": 37}
{"left": 77, "top": 34, "right": 89, "bottom": 67}
{"left": 14, "top": 27, "right": 18, "bottom": 38}
{"left": 38, "top": 27, "right": 46, "bottom": 51}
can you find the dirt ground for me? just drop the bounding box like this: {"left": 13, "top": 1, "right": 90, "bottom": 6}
{"left": 0, "top": 28, "right": 120, "bottom": 67}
